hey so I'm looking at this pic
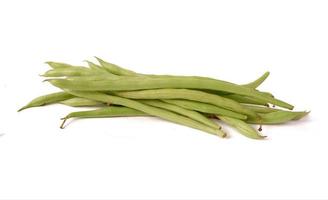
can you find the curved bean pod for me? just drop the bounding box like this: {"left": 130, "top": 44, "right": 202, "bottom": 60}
{"left": 140, "top": 100, "right": 219, "bottom": 129}
{"left": 60, "top": 97, "right": 104, "bottom": 107}
{"left": 96, "top": 57, "right": 138, "bottom": 76}
{"left": 45, "top": 61, "right": 76, "bottom": 69}
{"left": 85, "top": 60, "right": 108, "bottom": 73}
{"left": 114, "top": 89, "right": 258, "bottom": 118}
{"left": 247, "top": 111, "right": 310, "bottom": 125}
{"left": 47, "top": 76, "right": 293, "bottom": 109}
{"left": 218, "top": 116, "right": 266, "bottom": 139}
{"left": 18, "top": 92, "right": 73, "bottom": 111}
{"left": 66, "top": 91, "right": 227, "bottom": 137}
{"left": 223, "top": 94, "right": 269, "bottom": 106}
{"left": 244, "top": 105, "right": 281, "bottom": 113}
{"left": 61, "top": 106, "right": 147, "bottom": 128}
{"left": 243, "top": 71, "right": 270, "bottom": 88}
{"left": 42, "top": 68, "right": 101, "bottom": 77}
{"left": 96, "top": 58, "right": 276, "bottom": 101}
{"left": 163, "top": 99, "right": 247, "bottom": 120}
{"left": 96, "top": 58, "right": 270, "bottom": 89}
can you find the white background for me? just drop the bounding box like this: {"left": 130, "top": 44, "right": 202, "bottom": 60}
{"left": 0, "top": 0, "right": 327, "bottom": 199}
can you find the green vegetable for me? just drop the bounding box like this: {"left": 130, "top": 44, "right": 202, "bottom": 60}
{"left": 163, "top": 99, "right": 247, "bottom": 120}
{"left": 140, "top": 100, "right": 219, "bottom": 129}
{"left": 47, "top": 75, "right": 293, "bottom": 109}
{"left": 218, "top": 116, "right": 266, "bottom": 139}
{"left": 114, "top": 89, "right": 258, "bottom": 118}
{"left": 18, "top": 92, "right": 73, "bottom": 111}
{"left": 61, "top": 106, "right": 147, "bottom": 128}
{"left": 66, "top": 90, "right": 227, "bottom": 137}
{"left": 60, "top": 97, "right": 104, "bottom": 107}
{"left": 19, "top": 57, "right": 309, "bottom": 140}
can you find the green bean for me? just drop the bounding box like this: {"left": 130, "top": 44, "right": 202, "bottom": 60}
{"left": 87, "top": 61, "right": 121, "bottom": 77}
{"left": 96, "top": 60, "right": 274, "bottom": 107}
{"left": 85, "top": 60, "right": 106, "bottom": 72}
{"left": 95, "top": 57, "right": 138, "bottom": 76}
{"left": 113, "top": 60, "right": 272, "bottom": 98}
{"left": 163, "top": 99, "right": 247, "bottom": 120}
{"left": 96, "top": 58, "right": 276, "bottom": 101}
{"left": 42, "top": 68, "right": 101, "bottom": 77}
{"left": 218, "top": 116, "right": 266, "bottom": 139}
{"left": 140, "top": 100, "right": 219, "bottom": 129}
{"left": 244, "top": 105, "right": 281, "bottom": 113}
{"left": 44, "top": 61, "right": 116, "bottom": 78}
{"left": 47, "top": 76, "right": 293, "bottom": 109}
{"left": 94, "top": 60, "right": 223, "bottom": 130}
{"left": 247, "top": 111, "right": 310, "bottom": 125}
{"left": 60, "top": 106, "right": 147, "bottom": 128}
{"left": 18, "top": 92, "right": 73, "bottom": 111}
{"left": 45, "top": 61, "right": 76, "bottom": 69}
{"left": 96, "top": 58, "right": 270, "bottom": 89}
{"left": 66, "top": 91, "right": 227, "bottom": 137}
{"left": 243, "top": 72, "right": 270, "bottom": 88}
{"left": 97, "top": 62, "right": 249, "bottom": 120}
{"left": 114, "top": 89, "right": 258, "bottom": 118}
{"left": 60, "top": 97, "right": 104, "bottom": 107}
{"left": 224, "top": 94, "right": 269, "bottom": 106}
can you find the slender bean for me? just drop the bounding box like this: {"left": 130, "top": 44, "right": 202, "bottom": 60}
{"left": 95, "top": 57, "right": 138, "bottom": 76}
{"left": 42, "top": 68, "right": 101, "bottom": 77}
{"left": 96, "top": 60, "right": 275, "bottom": 107}
{"left": 243, "top": 72, "right": 270, "bottom": 88}
{"left": 224, "top": 94, "right": 269, "bottom": 106}
{"left": 247, "top": 111, "right": 310, "bottom": 125}
{"left": 18, "top": 92, "right": 73, "bottom": 111}
{"left": 96, "top": 58, "right": 276, "bottom": 101}
{"left": 61, "top": 106, "right": 147, "bottom": 128}
{"left": 47, "top": 76, "right": 293, "bottom": 109}
{"left": 85, "top": 60, "right": 107, "bottom": 72}
{"left": 218, "top": 116, "right": 266, "bottom": 139}
{"left": 114, "top": 89, "right": 258, "bottom": 118}
{"left": 94, "top": 59, "right": 223, "bottom": 130}
{"left": 45, "top": 61, "right": 76, "bottom": 69}
{"left": 60, "top": 97, "right": 104, "bottom": 107}
{"left": 140, "top": 100, "right": 219, "bottom": 129}
{"left": 66, "top": 91, "right": 227, "bottom": 137}
{"left": 163, "top": 99, "right": 247, "bottom": 120}
{"left": 244, "top": 105, "right": 281, "bottom": 113}
{"left": 96, "top": 58, "right": 270, "bottom": 89}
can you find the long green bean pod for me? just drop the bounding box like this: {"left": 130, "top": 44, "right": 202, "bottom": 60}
{"left": 223, "top": 94, "right": 269, "bottom": 106}
{"left": 65, "top": 91, "right": 227, "bottom": 137}
{"left": 243, "top": 72, "right": 270, "bottom": 88}
{"left": 114, "top": 89, "right": 258, "bottom": 118}
{"left": 163, "top": 99, "right": 247, "bottom": 120}
{"left": 60, "top": 97, "right": 104, "bottom": 107}
{"left": 18, "top": 92, "right": 73, "bottom": 111}
{"left": 95, "top": 57, "right": 138, "bottom": 76}
{"left": 47, "top": 76, "right": 293, "bottom": 109}
{"left": 218, "top": 116, "right": 266, "bottom": 139}
{"left": 140, "top": 100, "right": 219, "bottom": 129}
{"left": 45, "top": 61, "right": 76, "bottom": 69}
{"left": 18, "top": 57, "right": 308, "bottom": 140}
{"left": 61, "top": 106, "right": 147, "bottom": 128}
{"left": 247, "top": 111, "right": 310, "bottom": 124}
{"left": 244, "top": 105, "right": 281, "bottom": 113}
{"left": 96, "top": 58, "right": 270, "bottom": 89}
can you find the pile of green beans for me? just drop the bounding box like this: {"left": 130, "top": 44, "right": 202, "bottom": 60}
{"left": 18, "top": 58, "right": 309, "bottom": 139}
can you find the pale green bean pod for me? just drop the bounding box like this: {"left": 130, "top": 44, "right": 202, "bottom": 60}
{"left": 18, "top": 92, "right": 73, "bottom": 111}
{"left": 65, "top": 91, "right": 227, "bottom": 137}
{"left": 140, "top": 100, "right": 219, "bottom": 129}
{"left": 218, "top": 116, "right": 266, "bottom": 139}
{"left": 163, "top": 99, "right": 247, "bottom": 120}
{"left": 114, "top": 89, "right": 258, "bottom": 118}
